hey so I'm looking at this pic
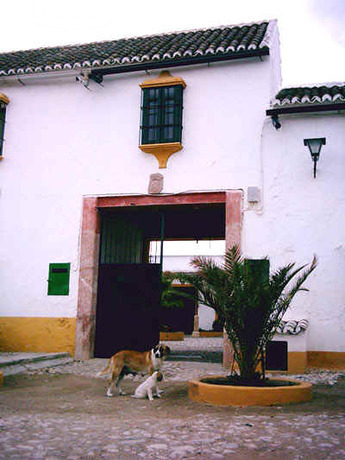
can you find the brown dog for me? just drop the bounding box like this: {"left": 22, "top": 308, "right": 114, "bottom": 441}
{"left": 97, "top": 344, "right": 170, "bottom": 397}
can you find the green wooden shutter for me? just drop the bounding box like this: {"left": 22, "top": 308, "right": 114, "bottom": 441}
{"left": 48, "top": 263, "right": 71, "bottom": 295}
{"left": 244, "top": 259, "right": 270, "bottom": 283}
{"left": 173, "top": 85, "right": 183, "bottom": 142}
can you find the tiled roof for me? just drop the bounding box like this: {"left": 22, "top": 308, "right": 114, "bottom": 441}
{"left": 267, "top": 83, "right": 345, "bottom": 117}
{"left": 273, "top": 83, "right": 345, "bottom": 107}
{"left": 276, "top": 319, "right": 309, "bottom": 335}
{"left": 0, "top": 21, "right": 272, "bottom": 78}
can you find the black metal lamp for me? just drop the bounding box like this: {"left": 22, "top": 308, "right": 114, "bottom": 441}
{"left": 303, "top": 138, "right": 326, "bottom": 178}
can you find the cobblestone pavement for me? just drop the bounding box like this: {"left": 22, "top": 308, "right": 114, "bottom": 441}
{"left": 1, "top": 354, "right": 345, "bottom": 460}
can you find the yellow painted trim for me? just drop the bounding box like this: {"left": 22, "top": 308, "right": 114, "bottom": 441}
{"left": 188, "top": 376, "right": 313, "bottom": 407}
{"left": 268, "top": 352, "right": 308, "bottom": 374}
{"left": 140, "top": 70, "right": 186, "bottom": 89}
{"left": 172, "top": 283, "right": 193, "bottom": 288}
{"left": 159, "top": 331, "right": 184, "bottom": 341}
{"left": 139, "top": 142, "right": 183, "bottom": 168}
{"left": 199, "top": 331, "right": 223, "bottom": 338}
{"left": 287, "top": 352, "right": 308, "bottom": 373}
{"left": 0, "top": 93, "right": 10, "bottom": 104}
{"left": 226, "top": 352, "right": 308, "bottom": 375}
{"left": 0, "top": 317, "right": 76, "bottom": 356}
{"left": 307, "top": 351, "right": 345, "bottom": 370}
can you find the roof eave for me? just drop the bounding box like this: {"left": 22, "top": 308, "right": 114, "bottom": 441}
{"left": 266, "top": 102, "right": 345, "bottom": 116}
{"left": 0, "top": 48, "right": 269, "bottom": 81}
{"left": 89, "top": 48, "right": 270, "bottom": 79}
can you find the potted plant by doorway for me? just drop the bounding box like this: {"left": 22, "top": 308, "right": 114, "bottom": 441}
{"left": 179, "top": 246, "right": 317, "bottom": 406}
{"left": 159, "top": 272, "right": 185, "bottom": 341}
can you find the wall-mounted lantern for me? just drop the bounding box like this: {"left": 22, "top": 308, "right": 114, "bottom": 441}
{"left": 271, "top": 115, "right": 281, "bottom": 130}
{"left": 303, "top": 137, "right": 326, "bottom": 178}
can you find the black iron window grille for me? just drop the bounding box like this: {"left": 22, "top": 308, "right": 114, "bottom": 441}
{"left": 140, "top": 85, "right": 183, "bottom": 145}
{"left": 0, "top": 103, "right": 6, "bottom": 157}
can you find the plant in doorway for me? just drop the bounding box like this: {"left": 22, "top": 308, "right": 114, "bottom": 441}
{"left": 180, "top": 246, "right": 317, "bottom": 405}
{"left": 159, "top": 272, "right": 186, "bottom": 341}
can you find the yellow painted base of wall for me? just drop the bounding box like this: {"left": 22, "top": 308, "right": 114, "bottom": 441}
{"left": 0, "top": 317, "right": 76, "bottom": 356}
{"left": 199, "top": 331, "right": 223, "bottom": 338}
{"left": 307, "top": 351, "right": 345, "bottom": 370}
{"left": 227, "top": 352, "right": 308, "bottom": 374}
{"left": 159, "top": 332, "right": 184, "bottom": 341}
{"left": 288, "top": 352, "right": 308, "bottom": 373}
{"left": 268, "top": 352, "right": 308, "bottom": 374}
{"left": 1, "top": 317, "right": 344, "bottom": 371}
{"left": 189, "top": 376, "right": 313, "bottom": 407}
{"left": 227, "top": 351, "right": 345, "bottom": 374}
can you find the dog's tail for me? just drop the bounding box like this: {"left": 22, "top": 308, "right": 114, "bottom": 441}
{"left": 96, "top": 362, "right": 111, "bottom": 377}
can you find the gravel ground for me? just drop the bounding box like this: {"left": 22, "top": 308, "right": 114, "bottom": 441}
{"left": 30, "top": 356, "right": 345, "bottom": 386}
{"left": 166, "top": 337, "right": 224, "bottom": 351}
{"left": 1, "top": 357, "right": 344, "bottom": 460}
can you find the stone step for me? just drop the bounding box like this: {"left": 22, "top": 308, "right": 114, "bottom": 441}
{"left": 0, "top": 346, "right": 223, "bottom": 380}
{"left": 0, "top": 353, "right": 73, "bottom": 376}
{"left": 167, "top": 350, "right": 223, "bottom": 363}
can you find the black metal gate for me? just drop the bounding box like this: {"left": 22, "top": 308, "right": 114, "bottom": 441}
{"left": 94, "top": 212, "right": 163, "bottom": 358}
{"left": 94, "top": 263, "right": 161, "bottom": 357}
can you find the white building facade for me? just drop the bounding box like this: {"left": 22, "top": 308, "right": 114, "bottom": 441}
{"left": 0, "top": 20, "right": 344, "bottom": 371}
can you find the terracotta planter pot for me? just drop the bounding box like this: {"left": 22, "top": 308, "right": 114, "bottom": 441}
{"left": 188, "top": 375, "right": 312, "bottom": 406}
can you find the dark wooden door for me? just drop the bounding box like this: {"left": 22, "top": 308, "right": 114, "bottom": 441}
{"left": 94, "top": 264, "right": 161, "bottom": 358}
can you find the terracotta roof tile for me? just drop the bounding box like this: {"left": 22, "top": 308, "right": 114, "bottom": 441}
{"left": 273, "top": 84, "right": 345, "bottom": 107}
{"left": 0, "top": 21, "right": 272, "bottom": 77}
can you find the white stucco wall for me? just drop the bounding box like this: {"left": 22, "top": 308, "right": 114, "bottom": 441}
{"left": 198, "top": 304, "right": 216, "bottom": 331}
{"left": 273, "top": 332, "right": 308, "bottom": 353}
{"left": 162, "top": 254, "right": 224, "bottom": 272}
{"left": 244, "top": 112, "right": 345, "bottom": 352}
{"left": 0, "top": 55, "right": 273, "bottom": 319}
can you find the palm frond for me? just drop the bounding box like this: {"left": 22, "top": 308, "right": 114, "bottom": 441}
{"left": 181, "top": 247, "right": 317, "bottom": 381}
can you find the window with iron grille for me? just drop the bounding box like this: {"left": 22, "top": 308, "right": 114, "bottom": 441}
{"left": 140, "top": 85, "right": 183, "bottom": 145}
{"left": 0, "top": 104, "right": 6, "bottom": 157}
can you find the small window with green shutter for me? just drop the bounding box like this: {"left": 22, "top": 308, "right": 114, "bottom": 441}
{"left": 48, "top": 263, "right": 70, "bottom": 295}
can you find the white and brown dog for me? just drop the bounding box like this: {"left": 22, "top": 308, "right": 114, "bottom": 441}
{"left": 97, "top": 344, "right": 170, "bottom": 397}
{"left": 131, "top": 371, "right": 163, "bottom": 401}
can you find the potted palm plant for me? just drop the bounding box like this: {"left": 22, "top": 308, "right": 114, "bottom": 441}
{"left": 179, "top": 246, "right": 317, "bottom": 406}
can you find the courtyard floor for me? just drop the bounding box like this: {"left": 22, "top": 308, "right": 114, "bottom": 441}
{"left": 0, "top": 337, "right": 345, "bottom": 460}
{"left": 0, "top": 350, "right": 344, "bottom": 460}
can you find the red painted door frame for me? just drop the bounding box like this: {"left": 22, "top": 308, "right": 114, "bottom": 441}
{"left": 75, "top": 190, "right": 242, "bottom": 360}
